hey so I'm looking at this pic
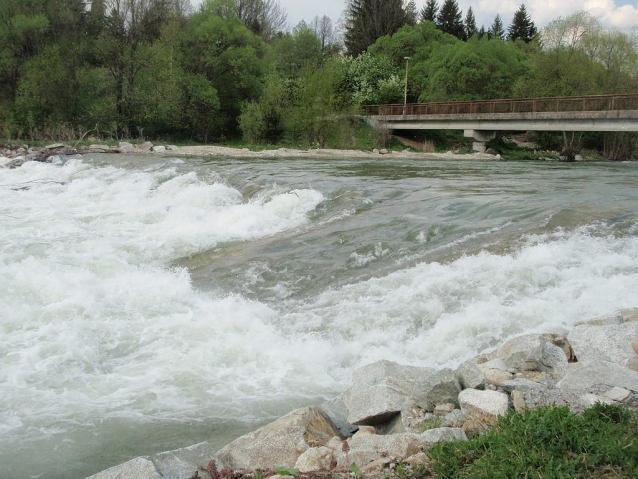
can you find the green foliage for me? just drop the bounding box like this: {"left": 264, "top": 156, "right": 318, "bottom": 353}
{"left": 349, "top": 462, "right": 363, "bottom": 478}
{"left": 419, "top": 37, "right": 528, "bottom": 101}
{"left": 429, "top": 405, "right": 638, "bottom": 478}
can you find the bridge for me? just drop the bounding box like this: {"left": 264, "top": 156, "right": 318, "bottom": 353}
{"left": 362, "top": 93, "right": 638, "bottom": 152}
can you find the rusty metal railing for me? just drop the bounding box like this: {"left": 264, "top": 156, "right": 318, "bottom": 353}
{"left": 362, "top": 94, "right": 638, "bottom": 116}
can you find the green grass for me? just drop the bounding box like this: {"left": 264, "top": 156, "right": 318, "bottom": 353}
{"left": 423, "top": 404, "right": 638, "bottom": 478}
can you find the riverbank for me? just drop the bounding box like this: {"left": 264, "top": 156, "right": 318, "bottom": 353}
{"left": 0, "top": 141, "right": 502, "bottom": 162}
{"left": 89, "top": 308, "right": 638, "bottom": 479}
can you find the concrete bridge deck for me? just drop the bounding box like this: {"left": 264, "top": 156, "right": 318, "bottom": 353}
{"left": 363, "top": 94, "right": 638, "bottom": 151}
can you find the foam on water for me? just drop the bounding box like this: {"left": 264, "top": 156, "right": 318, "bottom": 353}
{"left": 1, "top": 158, "right": 638, "bottom": 477}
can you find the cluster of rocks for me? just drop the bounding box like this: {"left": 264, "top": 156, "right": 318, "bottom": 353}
{"left": 88, "top": 308, "right": 638, "bottom": 479}
{"left": 0, "top": 141, "right": 179, "bottom": 168}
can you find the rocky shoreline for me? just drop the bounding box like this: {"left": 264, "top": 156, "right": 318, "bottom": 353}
{"left": 88, "top": 309, "right": 638, "bottom": 479}
{"left": 0, "top": 140, "right": 502, "bottom": 165}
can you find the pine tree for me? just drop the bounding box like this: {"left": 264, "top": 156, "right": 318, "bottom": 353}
{"left": 420, "top": 0, "right": 438, "bottom": 23}
{"left": 478, "top": 25, "right": 486, "bottom": 39}
{"left": 344, "top": 0, "right": 407, "bottom": 56}
{"left": 464, "top": 7, "right": 477, "bottom": 39}
{"left": 489, "top": 14, "right": 504, "bottom": 40}
{"left": 507, "top": 4, "right": 537, "bottom": 43}
{"left": 405, "top": 0, "right": 418, "bottom": 26}
{"left": 437, "top": 0, "right": 464, "bottom": 40}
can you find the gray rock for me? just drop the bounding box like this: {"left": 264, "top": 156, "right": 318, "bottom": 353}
{"left": 151, "top": 145, "right": 166, "bottom": 152}
{"left": 118, "top": 141, "right": 134, "bottom": 149}
{"left": 150, "top": 442, "right": 216, "bottom": 479}
{"left": 626, "top": 356, "right": 638, "bottom": 372}
{"left": 500, "top": 378, "right": 544, "bottom": 393}
{"left": 138, "top": 141, "right": 153, "bottom": 151}
{"left": 484, "top": 368, "right": 513, "bottom": 386}
{"left": 442, "top": 409, "right": 465, "bottom": 427}
{"left": 167, "top": 145, "right": 179, "bottom": 151}
{"left": 379, "top": 149, "right": 388, "bottom": 154}
{"left": 556, "top": 361, "right": 638, "bottom": 392}
{"left": 45, "top": 143, "right": 65, "bottom": 149}
{"left": 479, "top": 358, "right": 509, "bottom": 371}
{"left": 512, "top": 390, "right": 525, "bottom": 413}
{"left": 434, "top": 403, "right": 455, "bottom": 416}
{"left": 455, "top": 358, "right": 485, "bottom": 390}
{"left": 420, "top": 427, "right": 467, "bottom": 446}
{"left": 352, "top": 426, "right": 377, "bottom": 438}
{"left": 217, "top": 406, "right": 341, "bottom": 470}
{"left": 621, "top": 308, "right": 638, "bottom": 323}
{"left": 376, "top": 406, "right": 427, "bottom": 434}
{"left": 579, "top": 393, "right": 617, "bottom": 408}
{"left": 294, "top": 446, "right": 334, "bottom": 472}
{"left": 335, "top": 433, "right": 422, "bottom": 468}
{"left": 372, "top": 149, "right": 380, "bottom": 154}
{"left": 346, "top": 360, "right": 436, "bottom": 425}
{"left": 603, "top": 387, "right": 631, "bottom": 402}
{"left": 633, "top": 335, "right": 638, "bottom": 354}
{"left": 458, "top": 389, "right": 509, "bottom": 426}
{"left": 522, "top": 387, "right": 590, "bottom": 412}
{"left": 575, "top": 312, "right": 624, "bottom": 326}
{"left": 497, "top": 334, "right": 568, "bottom": 376}
{"left": 416, "top": 368, "right": 462, "bottom": 409}
{"left": 320, "top": 391, "right": 357, "bottom": 437}
{"left": 568, "top": 322, "right": 638, "bottom": 365}
{"left": 86, "top": 457, "right": 162, "bottom": 479}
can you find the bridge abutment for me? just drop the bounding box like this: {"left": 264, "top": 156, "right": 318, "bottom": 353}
{"left": 464, "top": 130, "right": 496, "bottom": 153}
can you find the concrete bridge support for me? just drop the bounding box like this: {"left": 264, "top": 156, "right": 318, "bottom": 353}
{"left": 464, "top": 130, "right": 496, "bottom": 153}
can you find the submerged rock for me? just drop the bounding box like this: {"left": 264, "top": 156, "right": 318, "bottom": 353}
{"left": 217, "top": 406, "right": 341, "bottom": 470}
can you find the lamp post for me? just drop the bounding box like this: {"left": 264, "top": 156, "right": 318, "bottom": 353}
{"left": 403, "top": 56, "right": 411, "bottom": 117}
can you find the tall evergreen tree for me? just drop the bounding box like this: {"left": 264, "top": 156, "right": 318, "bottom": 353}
{"left": 420, "top": 0, "right": 438, "bottom": 23}
{"left": 405, "top": 0, "right": 418, "bottom": 26}
{"left": 464, "top": 7, "right": 477, "bottom": 39}
{"left": 344, "top": 0, "right": 407, "bottom": 56}
{"left": 478, "top": 25, "right": 486, "bottom": 39}
{"left": 489, "top": 14, "right": 504, "bottom": 40}
{"left": 507, "top": 4, "right": 537, "bottom": 43}
{"left": 437, "top": 0, "right": 464, "bottom": 40}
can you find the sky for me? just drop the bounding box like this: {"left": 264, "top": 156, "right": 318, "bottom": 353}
{"left": 194, "top": 0, "right": 638, "bottom": 33}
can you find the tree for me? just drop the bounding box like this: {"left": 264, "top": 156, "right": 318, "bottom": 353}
{"left": 464, "top": 7, "right": 476, "bottom": 40}
{"left": 420, "top": 0, "right": 438, "bottom": 23}
{"left": 489, "top": 14, "right": 504, "bottom": 41}
{"left": 404, "top": 0, "right": 418, "bottom": 26}
{"left": 310, "top": 15, "right": 336, "bottom": 52}
{"left": 508, "top": 4, "right": 536, "bottom": 43}
{"left": 234, "top": 0, "right": 287, "bottom": 42}
{"left": 344, "top": 0, "right": 407, "bottom": 56}
{"left": 437, "top": 0, "right": 464, "bottom": 40}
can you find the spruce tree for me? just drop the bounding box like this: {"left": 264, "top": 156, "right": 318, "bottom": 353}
{"left": 478, "top": 25, "right": 486, "bottom": 39}
{"left": 507, "top": 4, "right": 537, "bottom": 43}
{"left": 420, "top": 0, "right": 438, "bottom": 23}
{"left": 344, "top": 0, "right": 407, "bottom": 56}
{"left": 437, "top": 0, "right": 464, "bottom": 40}
{"left": 405, "top": 0, "right": 418, "bottom": 26}
{"left": 489, "top": 14, "right": 505, "bottom": 40}
{"left": 464, "top": 6, "right": 477, "bottom": 39}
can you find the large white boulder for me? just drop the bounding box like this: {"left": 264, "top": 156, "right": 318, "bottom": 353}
{"left": 346, "top": 360, "right": 438, "bottom": 425}
{"left": 555, "top": 361, "right": 638, "bottom": 392}
{"left": 568, "top": 322, "right": 638, "bottom": 365}
{"left": 217, "top": 407, "right": 341, "bottom": 470}
{"left": 497, "top": 334, "right": 568, "bottom": 376}
{"left": 458, "top": 389, "right": 509, "bottom": 426}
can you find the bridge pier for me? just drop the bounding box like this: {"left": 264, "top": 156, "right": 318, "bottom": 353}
{"left": 464, "top": 130, "right": 496, "bottom": 153}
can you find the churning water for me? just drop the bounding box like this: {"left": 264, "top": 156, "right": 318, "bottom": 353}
{"left": 1, "top": 154, "right": 637, "bottom": 478}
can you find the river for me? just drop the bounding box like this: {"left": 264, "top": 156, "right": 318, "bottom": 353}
{"left": 1, "top": 153, "right": 637, "bottom": 478}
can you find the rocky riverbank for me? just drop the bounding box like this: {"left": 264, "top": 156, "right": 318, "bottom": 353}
{"left": 88, "top": 308, "right": 638, "bottom": 479}
{"left": 0, "top": 140, "right": 501, "bottom": 164}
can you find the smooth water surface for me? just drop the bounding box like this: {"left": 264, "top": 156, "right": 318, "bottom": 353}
{"left": 1, "top": 154, "right": 637, "bottom": 478}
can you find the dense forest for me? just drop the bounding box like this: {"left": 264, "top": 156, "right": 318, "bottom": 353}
{"left": 1, "top": 0, "right": 637, "bottom": 158}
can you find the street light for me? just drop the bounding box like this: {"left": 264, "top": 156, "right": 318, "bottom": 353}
{"left": 403, "top": 56, "right": 411, "bottom": 117}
